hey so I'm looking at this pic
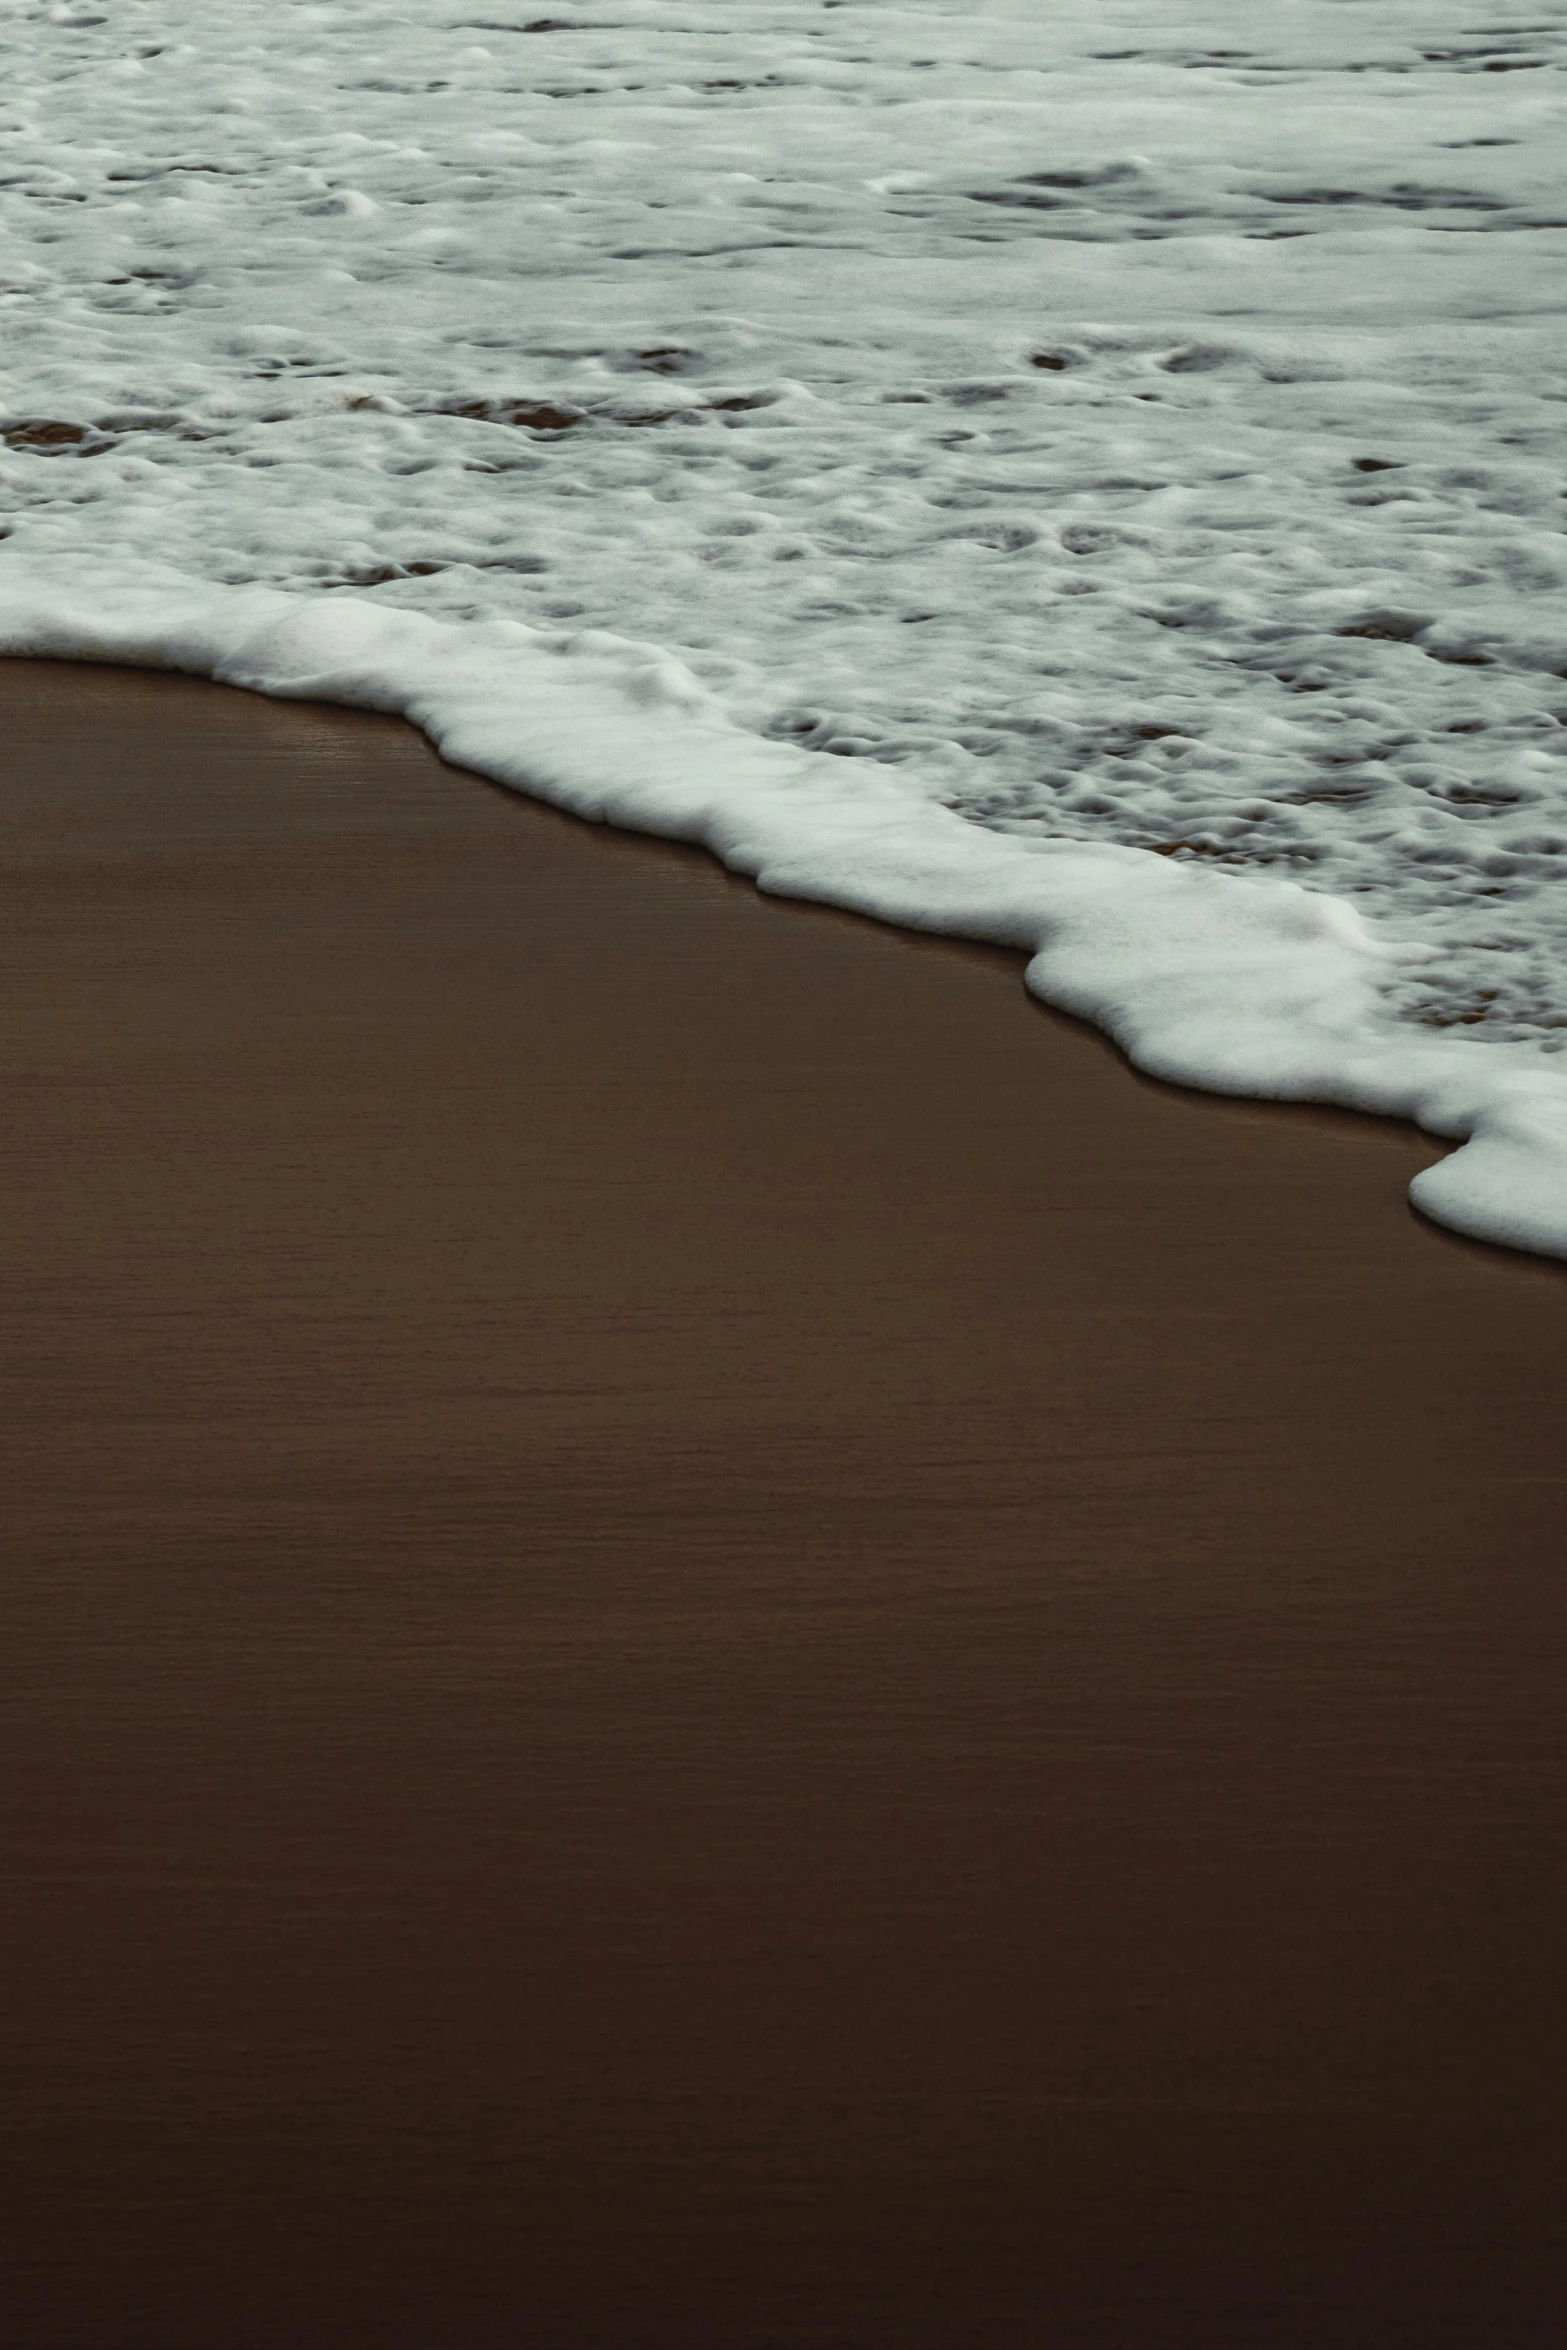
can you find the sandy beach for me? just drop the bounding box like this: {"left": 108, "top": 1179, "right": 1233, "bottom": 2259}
{"left": 3, "top": 655, "right": 1566, "bottom": 2347}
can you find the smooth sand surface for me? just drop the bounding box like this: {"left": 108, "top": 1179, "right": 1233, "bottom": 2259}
{"left": 3, "top": 657, "right": 1566, "bottom": 2349}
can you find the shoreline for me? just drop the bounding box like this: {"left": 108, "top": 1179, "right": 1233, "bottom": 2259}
{"left": 5, "top": 564, "right": 1565, "bottom": 1261}
{"left": 3, "top": 657, "right": 1566, "bottom": 2348}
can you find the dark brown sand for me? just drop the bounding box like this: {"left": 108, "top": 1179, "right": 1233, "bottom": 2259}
{"left": 2, "top": 656, "right": 1565, "bottom": 2349}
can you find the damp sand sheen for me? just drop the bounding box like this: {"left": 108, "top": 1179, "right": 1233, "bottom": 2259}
{"left": 3, "top": 656, "right": 1567, "bottom": 2347}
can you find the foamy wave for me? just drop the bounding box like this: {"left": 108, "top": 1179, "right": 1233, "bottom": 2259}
{"left": 5, "top": 552, "right": 1564, "bottom": 1257}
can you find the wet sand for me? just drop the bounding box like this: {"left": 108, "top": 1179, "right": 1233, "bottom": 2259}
{"left": 2, "top": 655, "right": 1565, "bottom": 2349}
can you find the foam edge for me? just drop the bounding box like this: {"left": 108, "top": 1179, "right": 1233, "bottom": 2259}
{"left": 2, "top": 553, "right": 1563, "bottom": 1263}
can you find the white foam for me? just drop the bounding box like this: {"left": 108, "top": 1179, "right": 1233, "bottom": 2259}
{"left": 4, "top": 551, "right": 1565, "bottom": 1256}
{"left": 3, "top": 0, "right": 1566, "bottom": 1255}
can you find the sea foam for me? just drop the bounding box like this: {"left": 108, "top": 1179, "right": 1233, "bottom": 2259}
{"left": 3, "top": 0, "right": 1566, "bottom": 1254}
{"left": 4, "top": 553, "right": 1565, "bottom": 1258}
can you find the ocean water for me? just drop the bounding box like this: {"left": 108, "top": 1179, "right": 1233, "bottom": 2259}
{"left": 2, "top": 0, "right": 1566, "bottom": 1254}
